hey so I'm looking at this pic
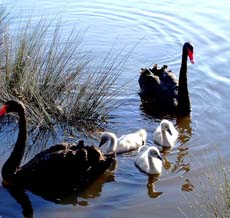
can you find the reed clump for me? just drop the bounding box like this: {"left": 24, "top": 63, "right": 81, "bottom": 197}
{"left": 0, "top": 8, "right": 127, "bottom": 133}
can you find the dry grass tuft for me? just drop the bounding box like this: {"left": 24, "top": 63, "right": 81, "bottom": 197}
{"left": 0, "top": 7, "right": 130, "bottom": 137}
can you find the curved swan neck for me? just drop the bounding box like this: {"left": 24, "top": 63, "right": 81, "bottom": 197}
{"left": 177, "top": 45, "right": 191, "bottom": 116}
{"left": 2, "top": 106, "right": 27, "bottom": 181}
{"left": 162, "top": 130, "right": 171, "bottom": 148}
{"left": 148, "top": 152, "right": 156, "bottom": 171}
{"left": 109, "top": 134, "right": 117, "bottom": 153}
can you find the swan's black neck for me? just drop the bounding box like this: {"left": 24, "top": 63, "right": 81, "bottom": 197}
{"left": 2, "top": 106, "right": 27, "bottom": 182}
{"left": 177, "top": 45, "right": 191, "bottom": 116}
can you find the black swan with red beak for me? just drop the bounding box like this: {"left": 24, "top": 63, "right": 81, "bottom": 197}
{"left": 0, "top": 100, "right": 115, "bottom": 199}
{"left": 138, "top": 42, "right": 194, "bottom": 117}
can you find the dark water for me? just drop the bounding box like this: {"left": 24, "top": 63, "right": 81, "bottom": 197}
{"left": 0, "top": 0, "right": 229, "bottom": 217}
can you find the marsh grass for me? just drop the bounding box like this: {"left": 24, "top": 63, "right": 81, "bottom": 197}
{"left": 0, "top": 8, "right": 130, "bottom": 136}
{"left": 181, "top": 150, "right": 230, "bottom": 218}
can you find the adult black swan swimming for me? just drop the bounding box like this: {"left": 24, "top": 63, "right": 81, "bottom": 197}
{"left": 0, "top": 100, "right": 115, "bottom": 200}
{"left": 138, "top": 42, "right": 194, "bottom": 117}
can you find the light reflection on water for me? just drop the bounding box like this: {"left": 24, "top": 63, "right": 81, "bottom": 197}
{"left": 0, "top": 0, "right": 229, "bottom": 217}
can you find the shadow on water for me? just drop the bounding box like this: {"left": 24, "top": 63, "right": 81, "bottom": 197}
{"left": 3, "top": 170, "right": 115, "bottom": 218}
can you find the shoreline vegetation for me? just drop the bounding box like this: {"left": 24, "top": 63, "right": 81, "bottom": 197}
{"left": 0, "top": 7, "right": 130, "bottom": 138}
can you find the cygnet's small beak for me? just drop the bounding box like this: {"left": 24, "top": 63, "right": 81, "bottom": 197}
{"left": 99, "top": 138, "right": 106, "bottom": 147}
{"left": 167, "top": 128, "right": 172, "bottom": 135}
{"left": 157, "top": 154, "right": 163, "bottom": 162}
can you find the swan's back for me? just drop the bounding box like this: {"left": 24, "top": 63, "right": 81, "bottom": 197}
{"left": 13, "top": 141, "right": 115, "bottom": 195}
{"left": 138, "top": 65, "right": 179, "bottom": 112}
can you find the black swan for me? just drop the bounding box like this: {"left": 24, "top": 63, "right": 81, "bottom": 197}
{"left": 138, "top": 42, "right": 194, "bottom": 116}
{"left": 0, "top": 100, "right": 115, "bottom": 199}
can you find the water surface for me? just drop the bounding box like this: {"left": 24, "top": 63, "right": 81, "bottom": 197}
{"left": 0, "top": 0, "right": 229, "bottom": 217}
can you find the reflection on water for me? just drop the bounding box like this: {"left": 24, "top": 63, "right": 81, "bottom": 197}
{"left": 160, "top": 146, "right": 190, "bottom": 179}
{"left": 6, "top": 186, "right": 34, "bottom": 218}
{"left": 176, "top": 116, "right": 192, "bottom": 145}
{"left": 163, "top": 146, "right": 190, "bottom": 175}
{"left": 147, "top": 174, "right": 163, "bottom": 199}
{"left": 162, "top": 155, "right": 171, "bottom": 170}
{"left": 77, "top": 171, "right": 115, "bottom": 202}
{"left": 0, "top": 0, "right": 229, "bottom": 217}
{"left": 181, "top": 179, "right": 194, "bottom": 192}
{"left": 3, "top": 171, "right": 115, "bottom": 217}
{"left": 139, "top": 102, "right": 172, "bottom": 120}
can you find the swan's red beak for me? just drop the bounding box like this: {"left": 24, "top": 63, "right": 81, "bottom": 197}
{"left": 188, "top": 49, "right": 195, "bottom": 64}
{"left": 0, "top": 105, "right": 7, "bottom": 117}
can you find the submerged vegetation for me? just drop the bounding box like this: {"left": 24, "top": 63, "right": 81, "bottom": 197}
{"left": 0, "top": 7, "right": 129, "bottom": 136}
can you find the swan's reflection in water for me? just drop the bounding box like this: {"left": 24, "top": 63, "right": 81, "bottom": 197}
{"left": 77, "top": 170, "right": 115, "bottom": 204}
{"left": 171, "top": 146, "right": 190, "bottom": 174}
{"left": 5, "top": 185, "right": 34, "bottom": 218}
{"left": 181, "top": 178, "right": 194, "bottom": 192}
{"left": 161, "top": 143, "right": 191, "bottom": 175}
{"left": 176, "top": 115, "right": 192, "bottom": 145}
{"left": 173, "top": 116, "right": 192, "bottom": 174}
{"left": 4, "top": 170, "right": 115, "bottom": 218}
{"left": 147, "top": 174, "right": 163, "bottom": 199}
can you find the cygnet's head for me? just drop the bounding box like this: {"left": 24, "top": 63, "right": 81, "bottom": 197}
{"left": 99, "top": 132, "right": 117, "bottom": 149}
{"left": 160, "top": 120, "right": 172, "bottom": 135}
{"left": 149, "top": 146, "right": 163, "bottom": 162}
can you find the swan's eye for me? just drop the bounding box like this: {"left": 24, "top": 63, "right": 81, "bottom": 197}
{"left": 150, "top": 150, "right": 157, "bottom": 156}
